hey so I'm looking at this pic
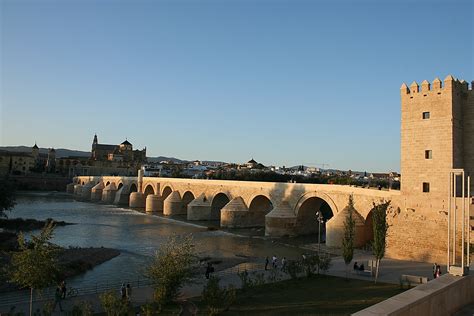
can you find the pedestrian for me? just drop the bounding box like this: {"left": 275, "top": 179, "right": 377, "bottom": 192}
{"left": 120, "top": 283, "right": 126, "bottom": 300}
{"left": 210, "top": 263, "right": 215, "bottom": 275}
{"left": 60, "top": 280, "right": 67, "bottom": 299}
{"left": 436, "top": 265, "right": 441, "bottom": 278}
{"left": 272, "top": 255, "right": 278, "bottom": 269}
{"left": 52, "top": 287, "right": 63, "bottom": 312}
{"left": 126, "top": 283, "right": 132, "bottom": 302}
{"left": 205, "top": 262, "right": 212, "bottom": 279}
{"left": 433, "top": 263, "right": 437, "bottom": 279}
{"left": 265, "top": 256, "right": 269, "bottom": 271}
{"left": 281, "top": 257, "right": 286, "bottom": 270}
{"left": 353, "top": 261, "right": 359, "bottom": 274}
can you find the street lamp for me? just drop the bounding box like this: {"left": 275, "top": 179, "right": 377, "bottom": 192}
{"left": 315, "top": 210, "right": 324, "bottom": 274}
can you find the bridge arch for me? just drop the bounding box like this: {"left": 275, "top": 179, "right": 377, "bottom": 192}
{"left": 117, "top": 182, "right": 123, "bottom": 190}
{"left": 105, "top": 181, "right": 110, "bottom": 186}
{"left": 248, "top": 195, "right": 273, "bottom": 214}
{"left": 294, "top": 192, "right": 337, "bottom": 237}
{"left": 210, "top": 192, "right": 230, "bottom": 220}
{"left": 161, "top": 185, "right": 173, "bottom": 200}
{"left": 182, "top": 191, "right": 195, "bottom": 211}
{"left": 130, "top": 183, "right": 138, "bottom": 193}
{"left": 143, "top": 184, "right": 155, "bottom": 197}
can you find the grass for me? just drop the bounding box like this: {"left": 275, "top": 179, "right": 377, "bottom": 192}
{"left": 196, "top": 274, "right": 405, "bottom": 315}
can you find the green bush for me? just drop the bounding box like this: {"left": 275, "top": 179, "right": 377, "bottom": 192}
{"left": 99, "top": 291, "right": 129, "bottom": 316}
{"left": 202, "top": 276, "right": 236, "bottom": 316}
{"left": 238, "top": 270, "right": 253, "bottom": 290}
{"left": 283, "top": 260, "right": 302, "bottom": 279}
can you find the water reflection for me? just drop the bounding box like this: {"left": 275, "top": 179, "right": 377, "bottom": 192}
{"left": 8, "top": 194, "right": 309, "bottom": 289}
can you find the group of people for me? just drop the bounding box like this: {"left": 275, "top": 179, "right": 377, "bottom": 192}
{"left": 353, "top": 262, "right": 365, "bottom": 273}
{"left": 433, "top": 263, "right": 442, "bottom": 279}
{"left": 265, "top": 256, "right": 287, "bottom": 270}
{"left": 120, "top": 283, "right": 133, "bottom": 302}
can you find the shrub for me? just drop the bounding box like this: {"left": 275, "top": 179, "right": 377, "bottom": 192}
{"left": 99, "top": 291, "right": 129, "bottom": 316}
{"left": 201, "top": 276, "right": 236, "bottom": 315}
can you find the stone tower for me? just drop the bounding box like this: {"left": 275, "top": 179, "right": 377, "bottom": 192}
{"left": 400, "top": 75, "right": 474, "bottom": 207}
{"left": 92, "top": 134, "right": 98, "bottom": 148}
{"left": 46, "top": 148, "right": 56, "bottom": 172}
{"left": 32, "top": 142, "right": 39, "bottom": 159}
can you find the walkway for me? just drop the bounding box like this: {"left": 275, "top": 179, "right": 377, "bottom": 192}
{"left": 0, "top": 251, "right": 443, "bottom": 315}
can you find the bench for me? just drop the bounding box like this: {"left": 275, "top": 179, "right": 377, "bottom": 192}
{"left": 354, "top": 260, "right": 377, "bottom": 277}
{"left": 400, "top": 274, "right": 428, "bottom": 288}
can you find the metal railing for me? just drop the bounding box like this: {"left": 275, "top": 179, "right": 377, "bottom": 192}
{"left": 0, "top": 277, "right": 153, "bottom": 307}
{"left": 0, "top": 263, "right": 266, "bottom": 308}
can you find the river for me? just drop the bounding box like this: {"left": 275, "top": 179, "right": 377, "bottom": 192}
{"left": 5, "top": 192, "right": 311, "bottom": 292}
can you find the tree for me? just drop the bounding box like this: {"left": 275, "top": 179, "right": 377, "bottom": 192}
{"left": 0, "top": 177, "right": 16, "bottom": 217}
{"left": 8, "top": 222, "right": 60, "bottom": 316}
{"left": 371, "top": 200, "right": 390, "bottom": 284}
{"left": 342, "top": 195, "right": 356, "bottom": 279}
{"left": 99, "top": 291, "right": 129, "bottom": 316}
{"left": 145, "top": 234, "right": 195, "bottom": 306}
{"left": 201, "top": 275, "right": 236, "bottom": 316}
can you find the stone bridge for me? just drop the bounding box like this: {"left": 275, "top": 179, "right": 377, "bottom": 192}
{"left": 69, "top": 175, "right": 397, "bottom": 248}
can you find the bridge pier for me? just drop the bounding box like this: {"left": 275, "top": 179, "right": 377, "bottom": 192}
{"left": 66, "top": 183, "right": 75, "bottom": 194}
{"left": 114, "top": 185, "right": 130, "bottom": 205}
{"left": 91, "top": 182, "right": 104, "bottom": 202}
{"left": 73, "top": 184, "right": 83, "bottom": 198}
{"left": 163, "top": 191, "right": 184, "bottom": 216}
{"left": 129, "top": 192, "right": 145, "bottom": 209}
{"left": 265, "top": 201, "right": 297, "bottom": 237}
{"left": 221, "top": 197, "right": 261, "bottom": 228}
{"left": 102, "top": 183, "right": 117, "bottom": 204}
{"left": 187, "top": 193, "right": 212, "bottom": 220}
{"left": 80, "top": 182, "right": 95, "bottom": 201}
{"left": 145, "top": 194, "right": 164, "bottom": 213}
{"left": 326, "top": 207, "right": 367, "bottom": 248}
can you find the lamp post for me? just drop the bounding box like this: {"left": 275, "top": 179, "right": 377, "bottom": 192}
{"left": 315, "top": 210, "right": 324, "bottom": 274}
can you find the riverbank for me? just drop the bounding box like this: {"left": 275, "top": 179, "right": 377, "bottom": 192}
{"left": 0, "top": 217, "right": 72, "bottom": 232}
{"left": 0, "top": 247, "right": 120, "bottom": 293}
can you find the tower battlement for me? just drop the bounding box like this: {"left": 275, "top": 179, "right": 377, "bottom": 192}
{"left": 401, "top": 75, "right": 473, "bottom": 99}
{"left": 400, "top": 74, "right": 474, "bottom": 199}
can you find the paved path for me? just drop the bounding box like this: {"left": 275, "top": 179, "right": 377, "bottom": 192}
{"left": 0, "top": 251, "right": 445, "bottom": 315}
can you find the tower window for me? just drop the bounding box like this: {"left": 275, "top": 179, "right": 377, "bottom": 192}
{"left": 422, "top": 112, "right": 430, "bottom": 119}
{"left": 425, "top": 150, "right": 432, "bottom": 159}
{"left": 423, "top": 182, "right": 430, "bottom": 192}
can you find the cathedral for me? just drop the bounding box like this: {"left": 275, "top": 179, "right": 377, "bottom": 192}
{"left": 91, "top": 134, "right": 146, "bottom": 163}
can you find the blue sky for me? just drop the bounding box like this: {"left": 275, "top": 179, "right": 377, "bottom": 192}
{"left": 1, "top": 0, "right": 472, "bottom": 172}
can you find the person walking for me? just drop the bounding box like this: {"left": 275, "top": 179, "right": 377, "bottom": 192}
{"left": 60, "top": 280, "right": 67, "bottom": 299}
{"left": 126, "top": 283, "right": 132, "bottom": 303}
{"left": 435, "top": 265, "right": 441, "bottom": 278}
{"left": 281, "top": 257, "right": 286, "bottom": 270}
{"left": 205, "top": 263, "right": 212, "bottom": 279}
{"left": 265, "top": 256, "right": 269, "bottom": 271}
{"left": 272, "top": 255, "right": 278, "bottom": 269}
{"left": 52, "top": 287, "right": 63, "bottom": 312}
{"left": 120, "top": 283, "right": 126, "bottom": 301}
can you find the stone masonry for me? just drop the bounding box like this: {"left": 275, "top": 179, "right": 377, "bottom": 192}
{"left": 69, "top": 75, "right": 473, "bottom": 263}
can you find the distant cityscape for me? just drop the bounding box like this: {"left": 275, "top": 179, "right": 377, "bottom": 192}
{"left": 0, "top": 134, "right": 400, "bottom": 190}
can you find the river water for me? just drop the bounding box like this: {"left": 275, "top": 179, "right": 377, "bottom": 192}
{"left": 5, "top": 193, "right": 310, "bottom": 292}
